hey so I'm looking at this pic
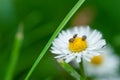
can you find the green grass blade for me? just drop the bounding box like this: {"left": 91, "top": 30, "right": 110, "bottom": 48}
{"left": 5, "top": 23, "right": 24, "bottom": 80}
{"left": 58, "top": 60, "right": 81, "bottom": 80}
{"left": 25, "top": 0, "right": 85, "bottom": 80}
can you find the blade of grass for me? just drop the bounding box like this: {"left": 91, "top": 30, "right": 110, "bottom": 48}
{"left": 57, "top": 59, "right": 81, "bottom": 80}
{"left": 25, "top": 0, "right": 85, "bottom": 80}
{"left": 5, "top": 23, "right": 24, "bottom": 80}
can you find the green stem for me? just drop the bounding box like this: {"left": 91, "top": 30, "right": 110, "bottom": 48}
{"left": 80, "top": 58, "right": 87, "bottom": 80}
{"left": 24, "top": 0, "right": 85, "bottom": 80}
{"left": 5, "top": 24, "right": 23, "bottom": 80}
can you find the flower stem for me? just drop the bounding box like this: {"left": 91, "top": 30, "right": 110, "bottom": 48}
{"left": 5, "top": 23, "right": 23, "bottom": 80}
{"left": 24, "top": 0, "right": 85, "bottom": 80}
{"left": 80, "top": 58, "right": 87, "bottom": 80}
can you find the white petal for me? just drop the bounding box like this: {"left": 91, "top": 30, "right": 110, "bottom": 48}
{"left": 54, "top": 55, "right": 66, "bottom": 58}
{"left": 65, "top": 55, "right": 75, "bottom": 63}
{"left": 51, "top": 50, "right": 62, "bottom": 54}
{"left": 83, "top": 56, "right": 91, "bottom": 62}
{"left": 76, "top": 56, "right": 81, "bottom": 63}
{"left": 88, "top": 40, "right": 106, "bottom": 50}
{"left": 88, "top": 51, "right": 100, "bottom": 56}
{"left": 87, "top": 30, "right": 99, "bottom": 44}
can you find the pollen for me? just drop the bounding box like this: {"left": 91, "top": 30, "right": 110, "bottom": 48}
{"left": 68, "top": 35, "right": 87, "bottom": 52}
{"left": 91, "top": 55, "right": 103, "bottom": 65}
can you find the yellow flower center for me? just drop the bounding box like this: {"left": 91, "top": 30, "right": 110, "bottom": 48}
{"left": 91, "top": 55, "right": 103, "bottom": 65}
{"left": 68, "top": 35, "right": 87, "bottom": 52}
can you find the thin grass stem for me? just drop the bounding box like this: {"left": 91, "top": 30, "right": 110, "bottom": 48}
{"left": 5, "top": 23, "right": 23, "bottom": 80}
{"left": 58, "top": 59, "right": 81, "bottom": 80}
{"left": 24, "top": 0, "right": 85, "bottom": 80}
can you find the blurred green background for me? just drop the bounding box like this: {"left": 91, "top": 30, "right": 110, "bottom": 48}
{"left": 0, "top": 0, "right": 120, "bottom": 80}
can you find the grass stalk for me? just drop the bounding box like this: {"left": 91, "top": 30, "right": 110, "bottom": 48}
{"left": 58, "top": 59, "right": 81, "bottom": 80}
{"left": 5, "top": 23, "right": 24, "bottom": 80}
{"left": 25, "top": 0, "right": 85, "bottom": 80}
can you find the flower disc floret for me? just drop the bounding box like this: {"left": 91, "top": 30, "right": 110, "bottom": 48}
{"left": 69, "top": 37, "right": 87, "bottom": 52}
{"left": 91, "top": 55, "right": 103, "bottom": 65}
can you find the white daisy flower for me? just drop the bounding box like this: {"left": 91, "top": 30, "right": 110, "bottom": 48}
{"left": 84, "top": 46, "right": 119, "bottom": 77}
{"left": 51, "top": 26, "right": 106, "bottom": 63}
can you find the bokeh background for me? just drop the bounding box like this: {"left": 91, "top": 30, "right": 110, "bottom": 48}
{"left": 0, "top": 0, "right": 120, "bottom": 80}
